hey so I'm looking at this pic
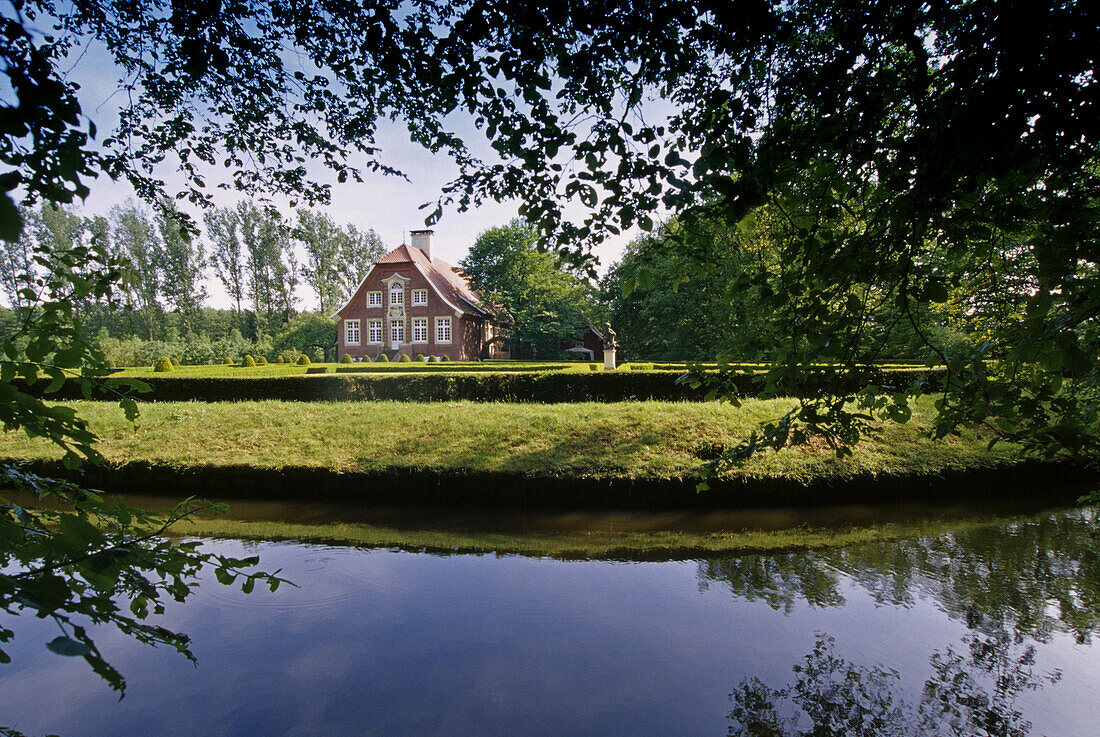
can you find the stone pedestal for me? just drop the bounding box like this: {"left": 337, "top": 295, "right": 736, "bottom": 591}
{"left": 603, "top": 348, "right": 617, "bottom": 370}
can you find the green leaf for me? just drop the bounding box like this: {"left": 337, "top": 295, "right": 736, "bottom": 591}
{"left": 46, "top": 636, "right": 92, "bottom": 657}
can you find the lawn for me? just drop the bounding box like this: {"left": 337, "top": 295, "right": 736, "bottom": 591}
{"left": 0, "top": 397, "right": 1019, "bottom": 483}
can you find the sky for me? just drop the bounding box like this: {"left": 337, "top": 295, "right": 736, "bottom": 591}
{"left": 57, "top": 36, "right": 639, "bottom": 312}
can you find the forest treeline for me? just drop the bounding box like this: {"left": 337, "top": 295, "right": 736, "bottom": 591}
{"left": 0, "top": 202, "right": 1025, "bottom": 366}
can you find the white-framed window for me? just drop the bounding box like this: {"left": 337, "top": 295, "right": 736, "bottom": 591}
{"left": 344, "top": 319, "right": 360, "bottom": 345}
{"left": 390, "top": 319, "right": 404, "bottom": 344}
{"left": 390, "top": 282, "right": 403, "bottom": 305}
{"left": 368, "top": 319, "right": 383, "bottom": 344}
{"left": 367, "top": 291, "right": 382, "bottom": 307}
{"left": 412, "top": 289, "right": 428, "bottom": 306}
{"left": 412, "top": 317, "right": 428, "bottom": 343}
{"left": 435, "top": 316, "right": 452, "bottom": 344}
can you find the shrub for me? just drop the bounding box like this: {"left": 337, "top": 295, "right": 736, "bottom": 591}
{"left": 275, "top": 356, "right": 285, "bottom": 364}
{"left": 255, "top": 356, "right": 268, "bottom": 365}
{"left": 628, "top": 362, "right": 654, "bottom": 371}
{"left": 399, "top": 354, "right": 412, "bottom": 363}
{"left": 243, "top": 354, "right": 257, "bottom": 367}
{"left": 223, "top": 357, "right": 234, "bottom": 365}
{"left": 153, "top": 356, "right": 174, "bottom": 373}
{"left": 589, "top": 363, "right": 599, "bottom": 371}
{"left": 341, "top": 353, "right": 354, "bottom": 363}
{"left": 297, "top": 354, "right": 311, "bottom": 366}
{"left": 416, "top": 354, "right": 427, "bottom": 362}
{"left": 170, "top": 357, "right": 181, "bottom": 367}
{"left": 439, "top": 354, "right": 450, "bottom": 362}
{"left": 377, "top": 353, "right": 389, "bottom": 363}
{"left": 305, "top": 366, "right": 332, "bottom": 374}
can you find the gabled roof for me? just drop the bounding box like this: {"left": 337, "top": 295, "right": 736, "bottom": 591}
{"left": 331, "top": 243, "right": 494, "bottom": 318}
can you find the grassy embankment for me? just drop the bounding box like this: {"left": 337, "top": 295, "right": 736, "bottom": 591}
{"left": 0, "top": 397, "right": 1018, "bottom": 483}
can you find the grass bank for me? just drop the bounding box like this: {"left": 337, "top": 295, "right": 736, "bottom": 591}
{"left": 0, "top": 398, "right": 1022, "bottom": 483}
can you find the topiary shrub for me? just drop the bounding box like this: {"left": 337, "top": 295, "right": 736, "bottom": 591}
{"left": 589, "top": 363, "right": 599, "bottom": 371}
{"left": 297, "top": 354, "right": 311, "bottom": 366}
{"left": 255, "top": 355, "right": 268, "bottom": 365}
{"left": 153, "top": 356, "right": 174, "bottom": 372}
{"left": 399, "top": 354, "right": 412, "bottom": 363}
{"left": 341, "top": 353, "right": 354, "bottom": 363}
{"left": 430, "top": 355, "right": 439, "bottom": 362}
{"left": 243, "top": 354, "right": 257, "bottom": 367}
{"left": 305, "top": 366, "right": 332, "bottom": 374}
{"left": 170, "top": 357, "right": 180, "bottom": 367}
{"left": 376, "top": 353, "right": 389, "bottom": 363}
{"left": 223, "top": 357, "right": 234, "bottom": 365}
{"left": 275, "top": 356, "right": 284, "bottom": 364}
{"left": 439, "top": 354, "right": 450, "bottom": 362}
{"left": 416, "top": 354, "right": 427, "bottom": 362}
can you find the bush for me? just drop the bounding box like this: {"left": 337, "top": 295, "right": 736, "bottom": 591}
{"left": 297, "top": 354, "right": 311, "bottom": 366}
{"left": 439, "top": 354, "right": 450, "bottom": 362}
{"left": 341, "top": 353, "right": 354, "bottom": 363}
{"left": 243, "top": 354, "right": 257, "bottom": 367}
{"left": 223, "top": 357, "right": 234, "bottom": 365}
{"left": 42, "top": 366, "right": 948, "bottom": 404}
{"left": 628, "top": 362, "right": 654, "bottom": 371}
{"left": 153, "top": 356, "right": 174, "bottom": 373}
{"left": 589, "top": 363, "right": 599, "bottom": 371}
{"left": 275, "top": 356, "right": 285, "bottom": 364}
{"left": 305, "top": 366, "right": 333, "bottom": 374}
{"left": 399, "top": 354, "right": 412, "bottom": 363}
{"left": 255, "top": 355, "right": 268, "bottom": 365}
{"left": 416, "top": 354, "right": 428, "bottom": 362}
{"left": 377, "top": 353, "right": 389, "bottom": 363}
{"left": 170, "top": 357, "right": 181, "bottom": 367}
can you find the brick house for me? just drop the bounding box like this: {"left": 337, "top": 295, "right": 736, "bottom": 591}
{"left": 332, "top": 230, "right": 496, "bottom": 361}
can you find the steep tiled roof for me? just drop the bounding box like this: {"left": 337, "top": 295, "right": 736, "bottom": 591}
{"left": 375, "top": 244, "right": 492, "bottom": 316}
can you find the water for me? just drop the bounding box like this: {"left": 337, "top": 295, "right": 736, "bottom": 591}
{"left": 2, "top": 501, "right": 1099, "bottom": 736}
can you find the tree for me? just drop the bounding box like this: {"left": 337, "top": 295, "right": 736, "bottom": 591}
{"left": 461, "top": 220, "right": 598, "bottom": 357}
{"left": 110, "top": 203, "right": 163, "bottom": 341}
{"left": 295, "top": 210, "right": 386, "bottom": 314}
{"left": 238, "top": 201, "right": 297, "bottom": 331}
{"left": 156, "top": 202, "right": 207, "bottom": 338}
{"left": 204, "top": 206, "right": 245, "bottom": 320}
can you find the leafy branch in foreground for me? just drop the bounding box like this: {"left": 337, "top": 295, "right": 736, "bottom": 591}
{"left": 0, "top": 468, "right": 287, "bottom": 693}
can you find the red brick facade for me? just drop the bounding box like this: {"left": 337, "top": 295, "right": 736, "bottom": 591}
{"left": 332, "top": 234, "right": 492, "bottom": 362}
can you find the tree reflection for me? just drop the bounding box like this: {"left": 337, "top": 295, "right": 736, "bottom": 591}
{"left": 728, "top": 631, "right": 1060, "bottom": 737}
{"left": 700, "top": 509, "right": 1100, "bottom": 642}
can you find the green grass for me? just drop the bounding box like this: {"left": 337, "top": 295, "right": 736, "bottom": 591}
{"left": 0, "top": 398, "right": 1020, "bottom": 482}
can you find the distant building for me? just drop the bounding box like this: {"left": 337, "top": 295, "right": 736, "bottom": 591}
{"left": 332, "top": 230, "right": 496, "bottom": 361}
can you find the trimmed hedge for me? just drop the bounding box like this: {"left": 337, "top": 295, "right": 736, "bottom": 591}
{"left": 35, "top": 367, "right": 947, "bottom": 403}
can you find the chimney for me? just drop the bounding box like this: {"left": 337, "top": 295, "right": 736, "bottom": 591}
{"left": 410, "top": 229, "right": 434, "bottom": 260}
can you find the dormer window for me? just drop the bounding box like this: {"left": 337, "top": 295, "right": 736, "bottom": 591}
{"left": 390, "top": 282, "right": 404, "bottom": 305}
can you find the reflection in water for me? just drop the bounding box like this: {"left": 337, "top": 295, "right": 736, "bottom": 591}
{"left": 728, "top": 631, "right": 1060, "bottom": 737}
{"left": 700, "top": 509, "right": 1100, "bottom": 642}
{"left": 0, "top": 507, "right": 1096, "bottom": 737}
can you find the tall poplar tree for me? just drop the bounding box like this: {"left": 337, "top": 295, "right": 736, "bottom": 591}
{"left": 204, "top": 206, "right": 245, "bottom": 321}
{"left": 109, "top": 203, "right": 163, "bottom": 341}
{"left": 156, "top": 203, "right": 207, "bottom": 337}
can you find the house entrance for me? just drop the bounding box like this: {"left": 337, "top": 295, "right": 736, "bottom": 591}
{"left": 390, "top": 319, "right": 404, "bottom": 349}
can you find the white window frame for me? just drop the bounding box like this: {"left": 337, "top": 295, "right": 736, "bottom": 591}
{"left": 344, "top": 319, "right": 361, "bottom": 346}
{"left": 367, "top": 291, "right": 382, "bottom": 307}
{"left": 412, "top": 289, "right": 428, "bottom": 306}
{"left": 390, "top": 319, "right": 405, "bottom": 344}
{"left": 412, "top": 317, "right": 428, "bottom": 344}
{"left": 435, "top": 316, "right": 452, "bottom": 344}
{"left": 367, "top": 319, "right": 383, "bottom": 344}
{"left": 390, "top": 282, "right": 403, "bottom": 306}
